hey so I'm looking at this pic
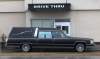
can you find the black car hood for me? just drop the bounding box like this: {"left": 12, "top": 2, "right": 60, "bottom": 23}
{"left": 69, "top": 37, "right": 93, "bottom": 40}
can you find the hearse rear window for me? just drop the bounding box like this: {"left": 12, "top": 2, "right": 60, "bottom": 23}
{"left": 9, "top": 27, "right": 35, "bottom": 38}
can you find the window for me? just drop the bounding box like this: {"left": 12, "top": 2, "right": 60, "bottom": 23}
{"left": 11, "top": 31, "right": 34, "bottom": 38}
{"left": 62, "top": 26, "right": 69, "bottom": 34}
{"left": 9, "top": 28, "right": 35, "bottom": 38}
{"left": 55, "top": 21, "right": 71, "bottom": 36}
{"left": 56, "top": 25, "right": 61, "bottom": 30}
{"left": 51, "top": 31, "right": 66, "bottom": 38}
{"left": 38, "top": 31, "right": 52, "bottom": 39}
{"left": 31, "top": 20, "right": 54, "bottom": 28}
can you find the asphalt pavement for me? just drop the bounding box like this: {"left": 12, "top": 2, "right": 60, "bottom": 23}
{"left": 0, "top": 56, "right": 99, "bottom": 59}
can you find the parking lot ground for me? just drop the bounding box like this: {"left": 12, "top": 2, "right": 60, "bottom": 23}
{"left": 1, "top": 50, "right": 100, "bottom": 56}
{"left": 0, "top": 56, "right": 100, "bottom": 59}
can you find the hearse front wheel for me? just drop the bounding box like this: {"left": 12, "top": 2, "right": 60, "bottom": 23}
{"left": 21, "top": 44, "right": 30, "bottom": 52}
{"left": 75, "top": 43, "right": 85, "bottom": 52}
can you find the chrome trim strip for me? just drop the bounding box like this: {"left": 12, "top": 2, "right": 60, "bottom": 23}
{"left": 7, "top": 43, "right": 22, "bottom": 44}
{"left": 7, "top": 45, "right": 19, "bottom": 47}
{"left": 8, "top": 38, "right": 35, "bottom": 39}
{"left": 35, "top": 44, "right": 73, "bottom": 45}
{"left": 7, "top": 43, "right": 73, "bottom": 46}
{"left": 31, "top": 46, "right": 74, "bottom": 48}
{"left": 73, "top": 41, "right": 86, "bottom": 46}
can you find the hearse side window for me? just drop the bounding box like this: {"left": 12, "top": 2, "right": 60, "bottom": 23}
{"left": 51, "top": 31, "right": 66, "bottom": 38}
{"left": 11, "top": 31, "right": 34, "bottom": 38}
{"left": 9, "top": 28, "right": 35, "bottom": 38}
{"left": 20, "top": 31, "right": 33, "bottom": 38}
{"left": 38, "top": 31, "right": 52, "bottom": 39}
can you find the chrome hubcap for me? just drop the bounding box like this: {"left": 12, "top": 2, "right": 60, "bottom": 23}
{"left": 76, "top": 44, "right": 85, "bottom": 52}
{"left": 22, "top": 44, "right": 30, "bottom": 52}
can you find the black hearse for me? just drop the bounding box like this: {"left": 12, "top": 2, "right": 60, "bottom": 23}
{"left": 5, "top": 27, "right": 94, "bottom": 52}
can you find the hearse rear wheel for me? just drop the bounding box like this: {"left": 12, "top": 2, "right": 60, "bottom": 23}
{"left": 21, "top": 44, "right": 30, "bottom": 52}
{"left": 75, "top": 43, "right": 85, "bottom": 52}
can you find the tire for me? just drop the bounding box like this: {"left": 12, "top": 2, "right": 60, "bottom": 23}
{"left": 21, "top": 44, "right": 30, "bottom": 52}
{"left": 75, "top": 43, "right": 85, "bottom": 52}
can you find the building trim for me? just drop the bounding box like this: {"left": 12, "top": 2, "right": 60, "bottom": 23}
{"left": 0, "top": 11, "right": 26, "bottom": 13}
{"left": 0, "top": 0, "right": 24, "bottom": 1}
{"left": 71, "top": 9, "right": 100, "bottom": 11}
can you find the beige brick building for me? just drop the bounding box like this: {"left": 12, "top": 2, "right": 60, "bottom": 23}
{"left": 0, "top": 0, "right": 100, "bottom": 42}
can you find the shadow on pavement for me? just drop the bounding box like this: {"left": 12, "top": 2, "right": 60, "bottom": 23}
{"left": 1, "top": 47, "right": 95, "bottom": 53}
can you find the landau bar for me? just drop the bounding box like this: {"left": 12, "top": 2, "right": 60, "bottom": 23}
{"left": 33, "top": 5, "right": 65, "bottom": 8}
